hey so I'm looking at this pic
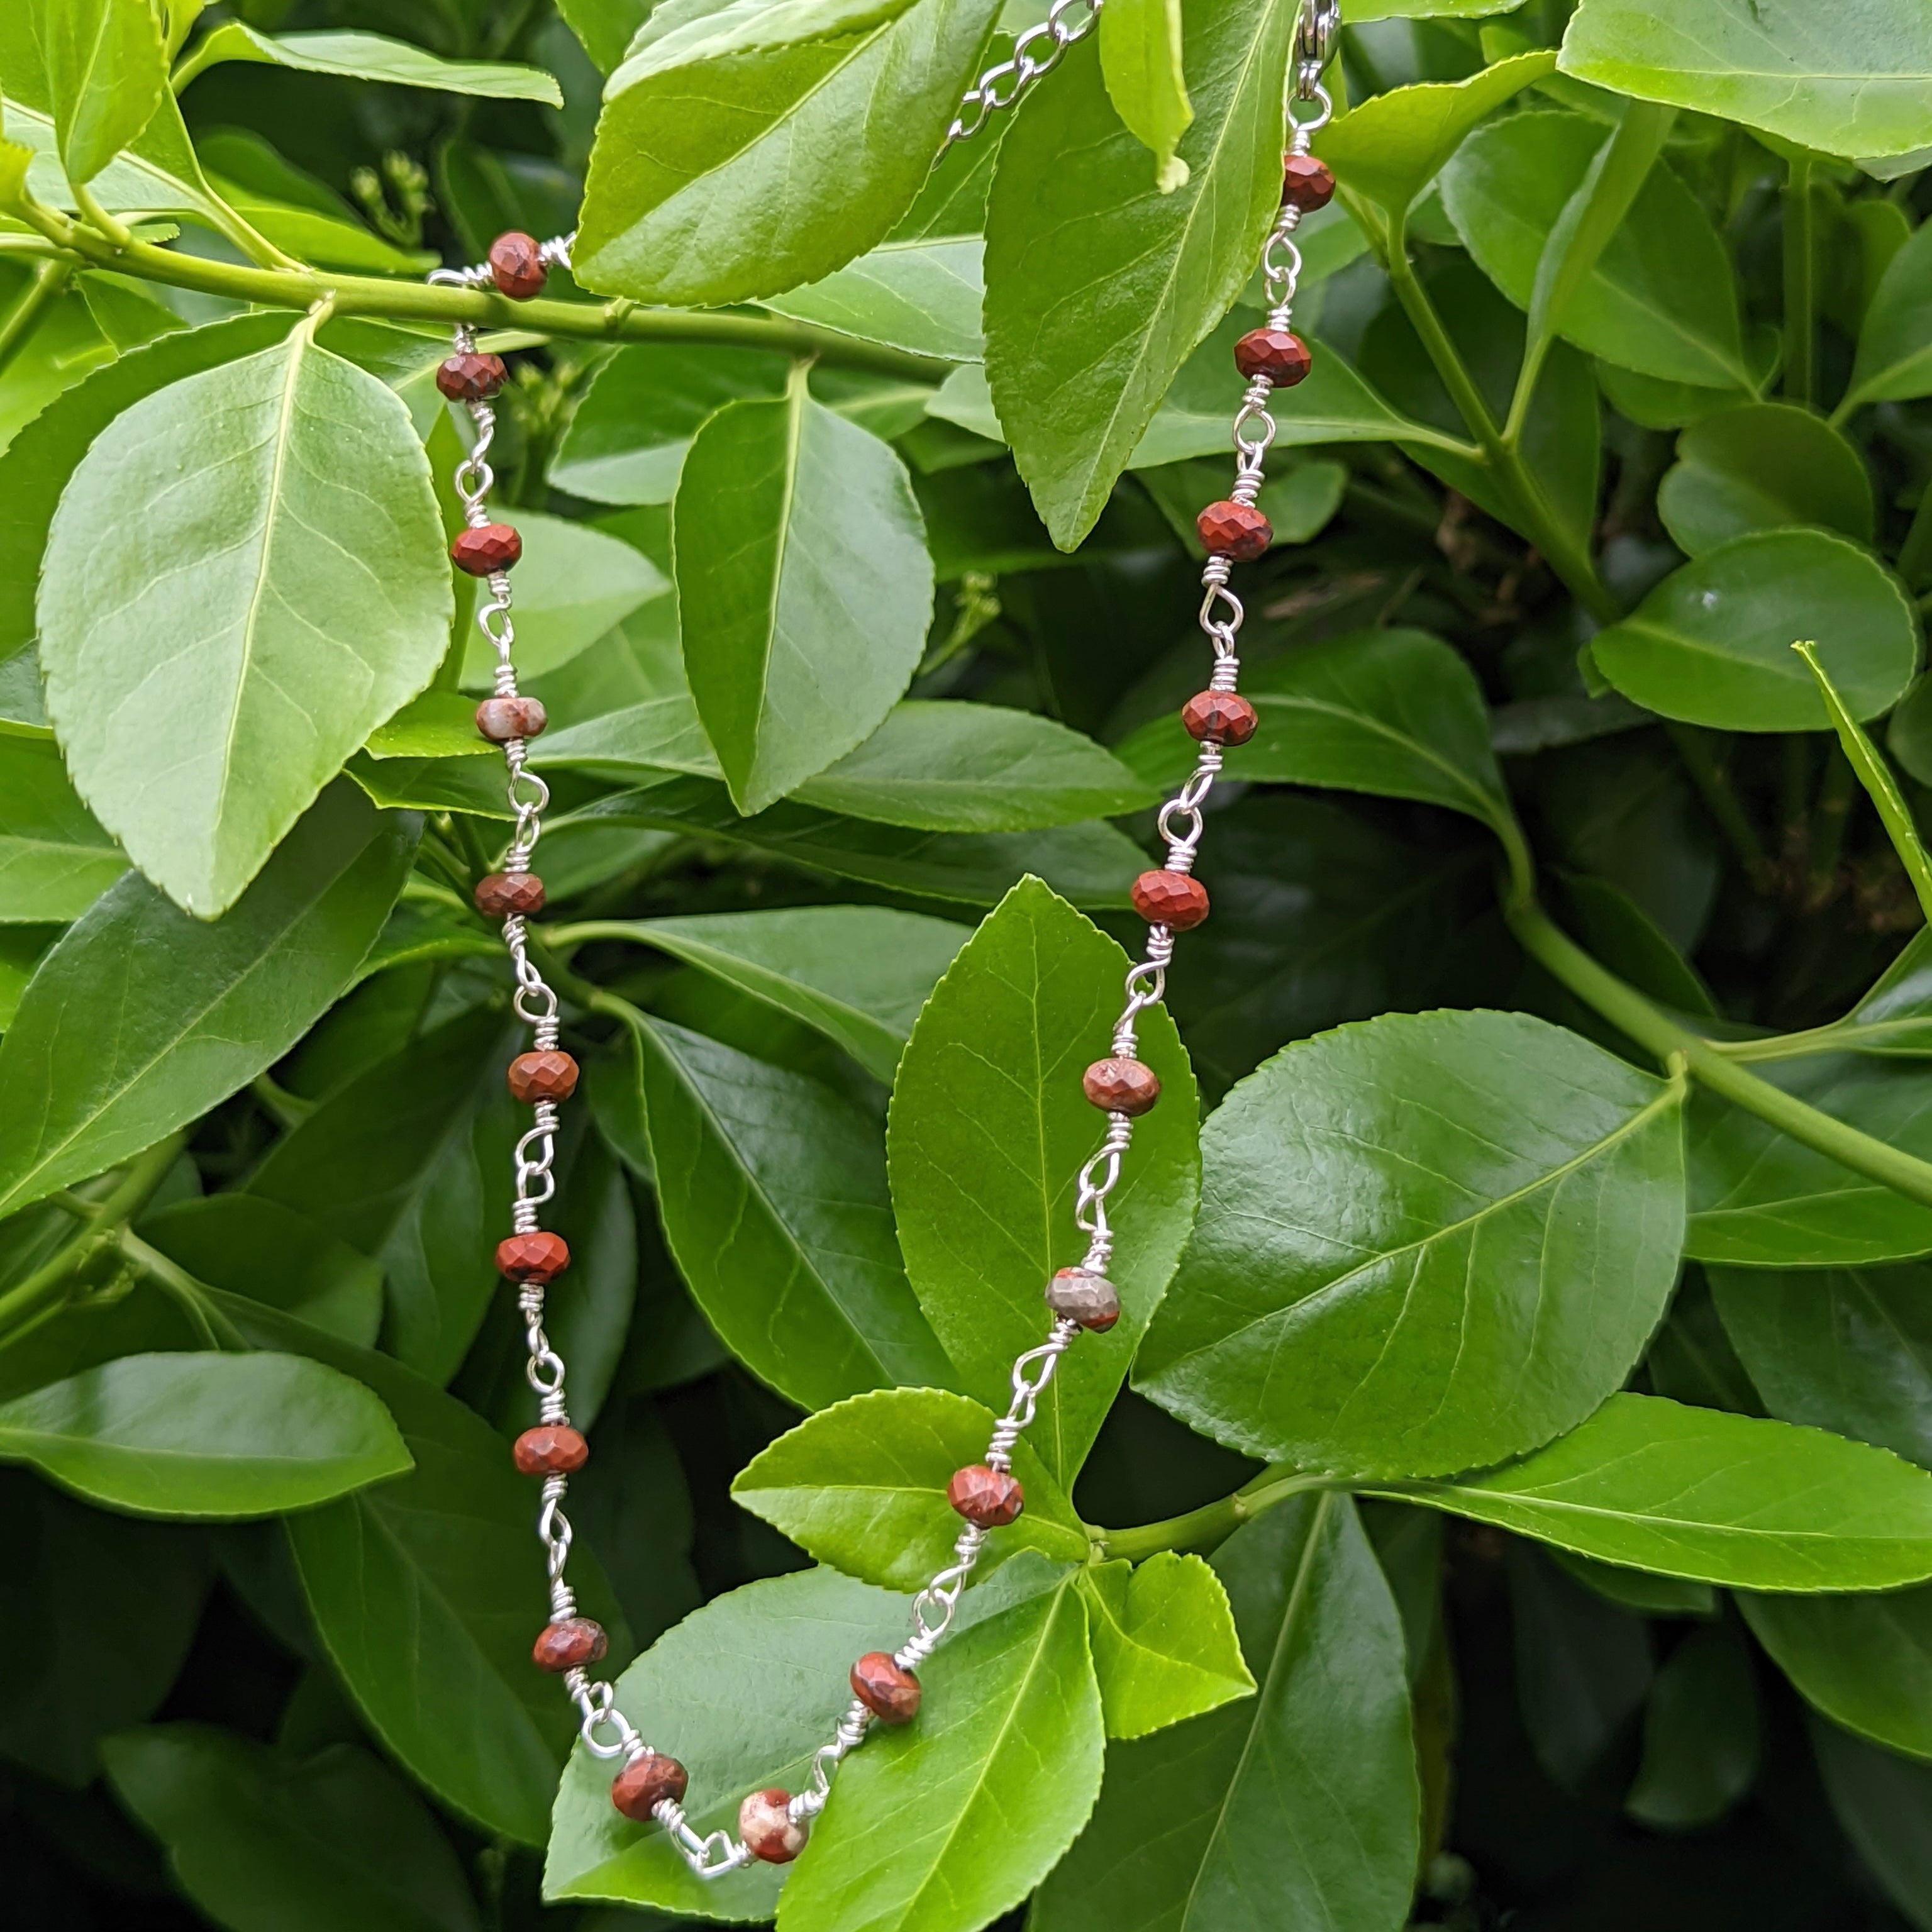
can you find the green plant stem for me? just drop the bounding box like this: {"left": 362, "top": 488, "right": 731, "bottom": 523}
{"left": 0, "top": 257, "right": 74, "bottom": 381}
{"left": 71, "top": 180, "right": 132, "bottom": 248}
{"left": 1096, "top": 1467, "right": 1336, "bottom": 1562}
{"left": 1507, "top": 898, "right": 1932, "bottom": 1210}
{"left": 118, "top": 1228, "right": 245, "bottom": 1349}
{"left": 1664, "top": 722, "right": 1775, "bottom": 892}
{"left": 1782, "top": 151, "right": 1816, "bottom": 407}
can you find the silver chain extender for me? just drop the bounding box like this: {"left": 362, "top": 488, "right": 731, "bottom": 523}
{"left": 430, "top": 0, "right": 1336, "bottom": 1883}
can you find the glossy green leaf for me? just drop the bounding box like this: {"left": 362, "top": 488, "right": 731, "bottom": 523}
{"left": 1843, "top": 219, "right": 1932, "bottom": 414}
{"left": 1811, "top": 1716, "right": 1932, "bottom": 1928}
{"left": 545, "top": 1566, "right": 912, "bottom": 1919}
{"left": 0, "top": 783, "right": 411, "bottom": 1222}
{"left": 1741, "top": 1587, "right": 1932, "bottom": 1763}
{"left": 888, "top": 877, "right": 1201, "bottom": 1484}
{"left": 1319, "top": 48, "right": 1556, "bottom": 225}
{"left": 1033, "top": 1496, "right": 1418, "bottom": 1932}
{"left": 32, "top": 0, "right": 168, "bottom": 185}
{"left": 0, "top": 734, "right": 124, "bottom": 920}
{"left": 1100, "top": 0, "right": 1192, "bottom": 192}
{"left": 765, "top": 236, "right": 984, "bottom": 361}
{"left": 982, "top": 0, "right": 1296, "bottom": 547}
{"left": 633, "top": 1013, "right": 954, "bottom": 1409}
{"left": 1550, "top": 1548, "right": 1717, "bottom": 1618}
{"left": 1657, "top": 404, "right": 1875, "bottom": 553}
{"left": 731, "top": 1385, "right": 1089, "bottom": 1589}
{"left": 1591, "top": 530, "right": 1918, "bottom": 733}
{"left": 673, "top": 379, "right": 931, "bottom": 813}
{"left": 531, "top": 692, "right": 718, "bottom": 781}
{"left": 793, "top": 701, "right": 1153, "bottom": 831}
{"left": 0, "top": 1352, "right": 409, "bottom": 1518}
{"left": 38, "top": 318, "right": 451, "bottom": 914}
{"left": 1441, "top": 109, "right": 1753, "bottom": 389}
{"left": 776, "top": 1560, "right": 1104, "bottom": 1932}
{"left": 556, "top": 0, "right": 653, "bottom": 71}
{"left": 364, "top": 690, "right": 497, "bottom": 763}
{"left": 1079, "top": 1552, "right": 1254, "bottom": 1739}
{"left": 248, "top": 1005, "right": 518, "bottom": 1387}
{"left": 105, "top": 1726, "right": 480, "bottom": 1932}
{"left": 1560, "top": 0, "right": 1932, "bottom": 161}
{"left": 1625, "top": 1623, "right": 1760, "bottom": 1828}
{"left": 1138, "top": 1009, "right": 1685, "bottom": 1479}
{"left": 575, "top": 0, "right": 1004, "bottom": 305}
{"left": 179, "top": 23, "right": 563, "bottom": 103}
{"left": 1391, "top": 1392, "right": 1932, "bottom": 1589}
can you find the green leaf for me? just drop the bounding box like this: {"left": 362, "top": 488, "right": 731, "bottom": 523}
{"left": 1549, "top": 1548, "right": 1717, "bottom": 1618}
{"left": 0, "top": 783, "right": 412, "bottom": 1221}
{"left": 1559, "top": 0, "right": 1932, "bottom": 162}
{"left": 575, "top": 0, "right": 1005, "bottom": 305}
{"left": 764, "top": 236, "right": 984, "bottom": 361}
{"left": 32, "top": 0, "right": 169, "bottom": 186}
{"left": 0, "top": 1352, "right": 409, "bottom": 1519}
{"left": 1389, "top": 1392, "right": 1932, "bottom": 1589}
{"left": 38, "top": 319, "right": 452, "bottom": 915}
{"left": 1139, "top": 1009, "right": 1684, "bottom": 1479}
{"left": 673, "top": 379, "right": 932, "bottom": 813}
{"left": 364, "top": 690, "right": 497, "bottom": 763}
{"left": 1591, "top": 530, "right": 1918, "bottom": 733}
{"left": 1032, "top": 1496, "right": 1418, "bottom": 1932}
{"left": 247, "top": 1005, "right": 518, "bottom": 1387}
{"left": 1843, "top": 218, "right": 1932, "bottom": 414}
{"left": 105, "top": 1726, "right": 480, "bottom": 1932}
{"left": 1441, "top": 108, "right": 1753, "bottom": 390}
{"left": 793, "top": 701, "right": 1154, "bottom": 831}
{"left": 775, "top": 1562, "right": 1104, "bottom": 1932}
{"left": 1079, "top": 1552, "right": 1254, "bottom": 1738}
{"left": 211, "top": 1290, "right": 616, "bottom": 1845}
{"left": 179, "top": 23, "right": 563, "bottom": 103}
{"left": 531, "top": 692, "right": 718, "bottom": 781}
{"left": 982, "top": 0, "right": 1296, "bottom": 547}
{"left": 1317, "top": 48, "right": 1557, "bottom": 225}
{"left": 545, "top": 1565, "right": 911, "bottom": 1918}
{"left": 730, "top": 1385, "right": 1090, "bottom": 1588}
{"left": 633, "top": 1013, "right": 955, "bottom": 1409}
{"left": 1624, "top": 1623, "right": 1760, "bottom": 1828}
{"left": 1100, "top": 0, "right": 1193, "bottom": 192}
{"left": 0, "top": 733, "right": 124, "bottom": 920}
{"left": 556, "top": 0, "right": 653, "bottom": 72}
{"left": 1741, "top": 1587, "right": 1932, "bottom": 1763}
{"left": 888, "top": 878, "right": 1201, "bottom": 1484}
{"left": 1812, "top": 1716, "right": 1932, "bottom": 1928}
{"left": 1657, "top": 404, "right": 1875, "bottom": 554}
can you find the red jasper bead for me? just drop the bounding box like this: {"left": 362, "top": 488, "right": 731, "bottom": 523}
{"left": 1132, "top": 870, "right": 1211, "bottom": 931}
{"left": 513, "top": 1424, "right": 588, "bottom": 1475}
{"left": 497, "top": 1231, "right": 570, "bottom": 1284}
{"left": 436, "top": 350, "right": 509, "bottom": 402}
{"left": 1197, "top": 500, "right": 1272, "bottom": 560}
{"left": 740, "top": 1789, "right": 808, "bottom": 1863}
{"left": 612, "top": 1752, "right": 689, "bottom": 1821}
{"left": 1181, "top": 691, "right": 1258, "bottom": 746}
{"left": 947, "top": 1464, "right": 1024, "bottom": 1528}
{"left": 1282, "top": 153, "right": 1336, "bottom": 211}
{"left": 508, "top": 1050, "right": 579, "bottom": 1105}
{"left": 452, "top": 523, "right": 523, "bottom": 575}
{"left": 850, "top": 1652, "right": 922, "bottom": 1724}
{"left": 533, "top": 1618, "right": 607, "bottom": 1672}
{"left": 475, "top": 695, "right": 547, "bottom": 743}
{"left": 475, "top": 872, "right": 545, "bottom": 918}
{"left": 489, "top": 230, "right": 548, "bottom": 300}
{"left": 1083, "top": 1057, "right": 1161, "bottom": 1116}
{"left": 1233, "top": 328, "right": 1312, "bottom": 386}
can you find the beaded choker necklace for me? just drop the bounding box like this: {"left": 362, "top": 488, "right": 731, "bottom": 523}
{"left": 427, "top": 2, "right": 1337, "bottom": 1883}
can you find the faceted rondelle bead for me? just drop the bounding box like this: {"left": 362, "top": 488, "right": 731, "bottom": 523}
{"left": 1181, "top": 690, "right": 1258, "bottom": 746}
{"left": 1083, "top": 1056, "right": 1161, "bottom": 1116}
{"left": 1045, "top": 1267, "right": 1121, "bottom": 1333}
{"left": 452, "top": 523, "right": 523, "bottom": 575}
{"left": 947, "top": 1464, "right": 1024, "bottom": 1528}
{"left": 1233, "top": 327, "right": 1312, "bottom": 386}
{"left": 1131, "top": 870, "right": 1211, "bottom": 931}
{"left": 1281, "top": 153, "right": 1336, "bottom": 212}
{"left": 513, "top": 1424, "right": 589, "bottom": 1475}
{"left": 611, "top": 1751, "right": 689, "bottom": 1821}
{"left": 740, "top": 1789, "right": 808, "bottom": 1864}
{"left": 850, "top": 1652, "right": 922, "bottom": 1724}
{"left": 508, "top": 1050, "right": 580, "bottom": 1105}
{"left": 436, "top": 350, "right": 509, "bottom": 402}
{"left": 532, "top": 1617, "right": 607, "bottom": 1672}
{"left": 497, "top": 1230, "right": 571, "bottom": 1284}
{"left": 1197, "top": 500, "right": 1272, "bottom": 561}
{"left": 489, "top": 230, "right": 548, "bottom": 300}
{"left": 475, "top": 694, "right": 547, "bottom": 743}
{"left": 475, "top": 871, "right": 545, "bottom": 918}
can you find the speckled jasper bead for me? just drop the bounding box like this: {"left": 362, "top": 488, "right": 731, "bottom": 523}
{"left": 533, "top": 1618, "right": 607, "bottom": 1672}
{"left": 740, "top": 1789, "right": 808, "bottom": 1863}
{"left": 947, "top": 1464, "right": 1024, "bottom": 1528}
{"left": 1044, "top": 1267, "right": 1121, "bottom": 1333}
{"left": 1083, "top": 1056, "right": 1161, "bottom": 1116}
{"left": 611, "top": 1752, "right": 688, "bottom": 1821}
{"left": 850, "top": 1652, "right": 922, "bottom": 1724}
{"left": 475, "top": 694, "right": 546, "bottom": 743}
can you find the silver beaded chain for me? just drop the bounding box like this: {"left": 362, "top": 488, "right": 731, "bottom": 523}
{"left": 426, "top": 0, "right": 1337, "bottom": 1884}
